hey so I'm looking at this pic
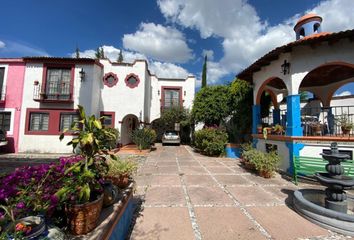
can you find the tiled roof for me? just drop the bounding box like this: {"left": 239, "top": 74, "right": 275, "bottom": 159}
{"left": 23, "top": 56, "right": 97, "bottom": 63}
{"left": 236, "top": 29, "right": 354, "bottom": 82}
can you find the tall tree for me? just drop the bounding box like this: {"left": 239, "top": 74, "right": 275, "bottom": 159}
{"left": 100, "top": 47, "right": 105, "bottom": 59}
{"left": 192, "top": 85, "right": 231, "bottom": 126}
{"left": 201, "top": 55, "right": 207, "bottom": 88}
{"left": 95, "top": 47, "right": 101, "bottom": 59}
{"left": 117, "top": 50, "right": 124, "bottom": 63}
{"left": 75, "top": 46, "right": 80, "bottom": 58}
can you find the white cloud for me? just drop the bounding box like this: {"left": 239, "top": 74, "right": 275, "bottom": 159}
{"left": 122, "top": 22, "right": 193, "bottom": 63}
{"left": 72, "top": 45, "right": 147, "bottom": 63}
{"left": 335, "top": 90, "right": 352, "bottom": 97}
{"left": 0, "top": 40, "right": 49, "bottom": 56}
{"left": 202, "top": 49, "right": 214, "bottom": 61}
{"left": 158, "top": 0, "right": 354, "bottom": 83}
{"left": 311, "top": 0, "right": 354, "bottom": 32}
{"left": 149, "top": 61, "right": 190, "bottom": 79}
{"left": 71, "top": 45, "right": 191, "bottom": 79}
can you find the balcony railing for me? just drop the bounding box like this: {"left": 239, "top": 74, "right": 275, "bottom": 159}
{"left": 261, "top": 105, "right": 354, "bottom": 136}
{"left": 33, "top": 82, "right": 72, "bottom": 102}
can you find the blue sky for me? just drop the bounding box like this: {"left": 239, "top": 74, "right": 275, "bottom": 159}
{"left": 0, "top": 0, "right": 353, "bottom": 94}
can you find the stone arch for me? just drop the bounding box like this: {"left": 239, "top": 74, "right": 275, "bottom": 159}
{"left": 255, "top": 77, "right": 288, "bottom": 108}
{"left": 298, "top": 61, "right": 354, "bottom": 107}
{"left": 121, "top": 114, "right": 139, "bottom": 145}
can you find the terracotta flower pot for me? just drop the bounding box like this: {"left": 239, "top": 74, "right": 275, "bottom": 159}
{"left": 106, "top": 174, "right": 130, "bottom": 188}
{"left": 65, "top": 194, "right": 103, "bottom": 235}
{"left": 259, "top": 170, "right": 273, "bottom": 178}
{"left": 103, "top": 181, "right": 119, "bottom": 207}
{"left": 244, "top": 161, "right": 256, "bottom": 171}
{"left": 341, "top": 127, "right": 351, "bottom": 135}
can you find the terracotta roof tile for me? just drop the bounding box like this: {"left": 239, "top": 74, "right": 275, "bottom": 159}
{"left": 236, "top": 29, "right": 354, "bottom": 82}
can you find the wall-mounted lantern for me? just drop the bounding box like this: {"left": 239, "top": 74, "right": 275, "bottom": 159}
{"left": 79, "top": 68, "right": 86, "bottom": 82}
{"left": 281, "top": 60, "right": 290, "bottom": 75}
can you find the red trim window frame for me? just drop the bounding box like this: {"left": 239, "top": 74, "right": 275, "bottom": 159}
{"left": 124, "top": 73, "right": 140, "bottom": 88}
{"left": 41, "top": 64, "right": 75, "bottom": 102}
{"left": 161, "top": 86, "right": 183, "bottom": 110}
{"left": 100, "top": 111, "right": 115, "bottom": 128}
{"left": 103, "top": 72, "right": 119, "bottom": 87}
{"left": 25, "top": 108, "right": 79, "bottom": 135}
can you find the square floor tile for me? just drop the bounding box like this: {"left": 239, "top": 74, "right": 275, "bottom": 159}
{"left": 206, "top": 166, "right": 234, "bottom": 174}
{"left": 243, "top": 174, "right": 287, "bottom": 186}
{"left": 227, "top": 186, "right": 279, "bottom": 205}
{"left": 184, "top": 175, "right": 217, "bottom": 186}
{"left": 195, "top": 207, "right": 266, "bottom": 240}
{"left": 187, "top": 186, "right": 234, "bottom": 205}
{"left": 150, "top": 175, "right": 181, "bottom": 186}
{"left": 157, "top": 166, "right": 179, "bottom": 174}
{"left": 144, "top": 186, "right": 186, "bottom": 206}
{"left": 180, "top": 166, "right": 207, "bottom": 175}
{"left": 247, "top": 206, "right": 328, "bottom": 240}
{"left": 131, "top": 207, "right": 195, "bottom": 240}
{"left": 214, "top": 175, "right": 250, "bottom": 186}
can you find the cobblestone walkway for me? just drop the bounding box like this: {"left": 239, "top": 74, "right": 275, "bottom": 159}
{"left": 130, "top": 145, "right": 352, "bottom": 240}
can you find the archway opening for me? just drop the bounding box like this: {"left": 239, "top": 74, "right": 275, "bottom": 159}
{"left": 121, "top": 114, "right": 139, "bottom": 146}
{"left": 256, "top": 77, "right": 288, "bottom": 129}
{"left": 299, "top": 62, "right": 354, "bottom": 136}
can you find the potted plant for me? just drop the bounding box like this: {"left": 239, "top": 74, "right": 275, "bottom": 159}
{"left": 131, "top": 127, "right": 156, "bottom": 151}
{"left": 105, "top": 158, "right": 138, "bottom": 188}
{"left": 240, "top": 143, "right": 252, "bottom": 164}
{"left": 249, "top": 150, "right": 280, "bottom": 178}
{"left": 241, "top": 147, "right": 258, "bottom": 171}
{"left": 58, "top": 105, "right": 118, "bottom": 235}
{"left": 0, "top": 205, "right": 46, "bottom": 239}
{"left": 309, "top": 121, "right": 322, "bottom": 135}
{"left": 272, "top": 124, "right": 284, "bottom": 135}
{"left": 337, "top": 115, "right": 353, "bottom": 135}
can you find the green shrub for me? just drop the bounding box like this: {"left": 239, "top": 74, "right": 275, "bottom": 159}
{"left": 243, "top": 148, "right": 280, "bottom": 174}
{"left": 99, "top": 127, "right": 119, "bottom": 150}
{"left": 132, "top": 127, "right": 157, "bottom": 150}
{"left": 194, "top": 128, "right": 228, "bottom": 156}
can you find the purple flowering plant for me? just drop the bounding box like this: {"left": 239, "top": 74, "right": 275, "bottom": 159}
{"left": 0, "top": 155, "right": 82, "bottom": 223}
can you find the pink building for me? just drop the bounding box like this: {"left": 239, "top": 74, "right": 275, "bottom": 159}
{"left": 0, "top": 59, "right": 25, "bottom": 153}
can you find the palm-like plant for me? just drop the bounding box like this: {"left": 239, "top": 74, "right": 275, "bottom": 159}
{"left": 57, "top": 105, "right": 118, "bottom": 203}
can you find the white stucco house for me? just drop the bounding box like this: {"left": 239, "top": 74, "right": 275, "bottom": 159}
{"left": 237, "top": 13, "right": 354, "bottom": 173}
{"left": 17, "top": 57, "right": 195, "bottom": 153}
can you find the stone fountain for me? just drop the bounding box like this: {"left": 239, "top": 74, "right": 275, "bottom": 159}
{"left": 293, "top": 142, "right": 354, "bottom": 236}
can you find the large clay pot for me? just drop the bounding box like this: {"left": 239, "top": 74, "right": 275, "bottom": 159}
{"left": 103, "top": 181, "right": 119, "bottom": 207}
{"left": 106, "top": 174, "right": 130, "bottom": 188}
{"left": 65, "top": 194, "right": 103, "bottom": 235}
{"left": 341, "top": 127, "right": 351, "bottom": 135}
{"left": 259, "top": 170, "right": 273, "bottom": 178}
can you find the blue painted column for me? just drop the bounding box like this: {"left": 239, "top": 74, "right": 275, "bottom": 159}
{"left": 286, "top": 142, "right": 304, "bottom": 174}
{"left": 285, "top": 94, "right": 304, "bottom": 174}
{"left": 273, "top": 109, "right": 281, "bottom": 125}
{"left": 286, "top": 95, "right": 303, "bottom": 136}
{"left": 252, "top": 105, "right": 261, "bottom": 134}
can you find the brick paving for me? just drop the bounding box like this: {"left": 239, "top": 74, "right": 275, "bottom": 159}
{"left": 130, "top": 144, "right": 353, "bottom": 240}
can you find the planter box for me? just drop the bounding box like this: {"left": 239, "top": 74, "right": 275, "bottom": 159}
{"left": 67, "top": 181, "right": 135, "bottom": 240}
{"left": 225, "top": 143, "right": 241, "bottom": 158}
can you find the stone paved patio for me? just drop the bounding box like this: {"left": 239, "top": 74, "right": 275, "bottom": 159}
{"left": 130, "top": 144, "right": 353, "bottom": 240}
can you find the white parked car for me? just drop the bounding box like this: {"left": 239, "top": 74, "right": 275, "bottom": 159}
{"left": 162, "top": 131, "right": 180, "bottom": 145}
